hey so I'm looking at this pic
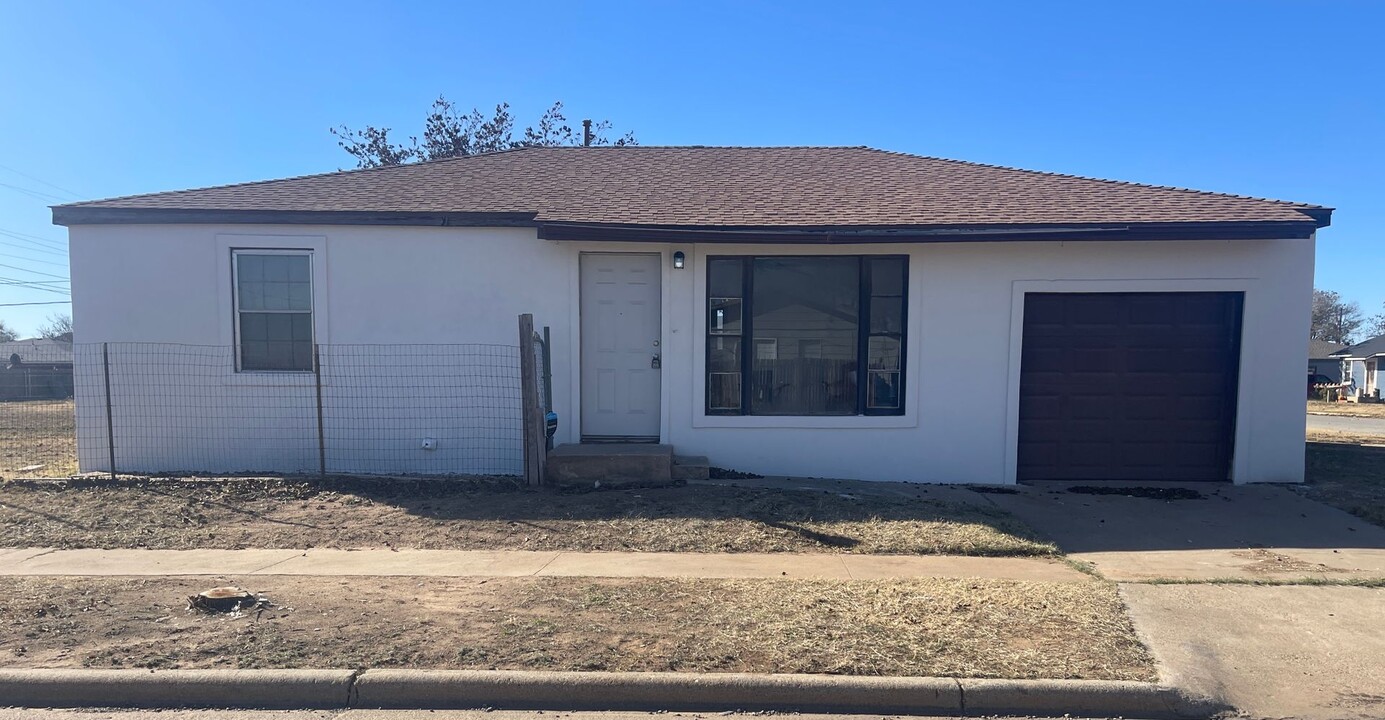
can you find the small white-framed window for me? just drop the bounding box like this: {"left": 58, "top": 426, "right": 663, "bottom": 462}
{"left": 232, "top": 249, "right": 314, "bottom": 372}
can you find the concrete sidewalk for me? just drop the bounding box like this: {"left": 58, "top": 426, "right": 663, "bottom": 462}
{"left": 0, "top": 547, "right": 1089, "bottom": 581}
{"left": 1124, "top": 583, "right": 1385, "bottom": 720}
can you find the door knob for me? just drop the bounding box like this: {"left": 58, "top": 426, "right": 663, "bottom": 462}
{"left": 651, "top": 353, "right": 661, "bottom": 369}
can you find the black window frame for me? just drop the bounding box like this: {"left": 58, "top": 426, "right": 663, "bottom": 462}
{"left": 704, "top": 254, "right": 908, "bottom": 417}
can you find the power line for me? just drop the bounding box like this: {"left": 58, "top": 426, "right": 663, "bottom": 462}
{"left": 0, "top": 251, "right": 67, "bottom": 268}
{"left": 0, "top": 181, "right": 67, "bottom": 202}
{"left": 0, "top": 278, "right": 70, "bottom": 296}
{"left": 0, "top": 238, "right": 66, "bottom": 258}
{"left": 0, "top": 285, "right": 69, "bottom": 297}
{"left": 0, "top": 228, "right": 67, "bottom": 252}
{"left": 0, "top": 163, "right": 82, "bottom": 199}
{"left": 0, "top": 226, "right": 65, "bottom": 244}
{"left": 0, "top": 275, "right": 69, "bottom": 287}
{"left": 0, "top": 300, "right": 70, "bottom": 307}
{"left": 0, "top": 261, "right": 68, "bottom": 280}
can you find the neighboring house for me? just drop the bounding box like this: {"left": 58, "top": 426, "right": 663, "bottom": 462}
{"left": 0, "top": 338, "right": 75, "bottom": 400}
{"left": 52, "top": 146, "right": 1331, "bottom": 484}
{"left": 1332, "top": 334, "right": 1385, "bottom": 401}
{"left": 1309, "top": 339, "right": 1347, "bottom": 383}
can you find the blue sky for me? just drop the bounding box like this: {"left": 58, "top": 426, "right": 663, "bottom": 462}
{"left": 1, "top": 0, "right": 1381, "bottom": 337}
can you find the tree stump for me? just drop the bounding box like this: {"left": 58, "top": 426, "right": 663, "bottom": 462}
{"left": 187, "top": 586, "right": 259, "bottom": 613}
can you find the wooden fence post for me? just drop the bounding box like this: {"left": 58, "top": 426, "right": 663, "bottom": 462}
{"left": 519, "top": 314, "right": 545, "bottom": 486}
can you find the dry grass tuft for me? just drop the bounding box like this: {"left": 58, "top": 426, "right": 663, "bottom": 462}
{"left": 0, "top": 575, "right": 1152, "bottom": 680}
{"left": 0, "top": 400, "right": 77, "bottom": 478}
{"left": 0, "top": 478, "right": 1055, "bottom": 556}
{"left": 1301, "top": 437, "right": 1385, "bottom": 528}
{"left": 1307, "top": 401, "right": 1385, "bottom": 419}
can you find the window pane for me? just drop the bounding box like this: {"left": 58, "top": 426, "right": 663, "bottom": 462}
{"left": 870, "top": 297, "right": 904, "bottom": 334}
{"left": 867, "top": 371, "right": 901, "bottom": 409}
{"left": 237, "top": 254, "right": 312, "bottom": 312}
{"left": 239, "top": 312, "right": 269, "bottom": 342}
{"left": 706, "top": 259, "right": 745, "bottom": 412}
{"left": 237, "top": 275, "right": 265, "bottom": 311}
{"left": 237, "top": 254, "right": 264, "bottom": 282}
{"left": 709, "top": 336, "right": 741, "bottom": 373}
{"left": 869, "top": 336, "right": 901, "bottom": 370}
{"left": 708, "top": 298, "right": 742, "bottom": 335}
{"left": 750, "top": 257, "right": 859, "bottom": 415}
{"left": 239, "top": 312, "right": 312, "bottom": 371}
{"left": 709, "top": 373, "right": 742, "bottom": 410}
{"left": 708, "top": 258, "right": 743, "bottom": 299}
{"left": 870, "top": 257, "right": 906, "bottom": 297}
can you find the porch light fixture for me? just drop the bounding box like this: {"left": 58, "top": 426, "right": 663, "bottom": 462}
{"left": 673, "top": 251, "right": 686, "bottom": 269}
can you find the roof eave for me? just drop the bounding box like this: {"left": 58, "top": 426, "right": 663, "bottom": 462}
{"left": 537, "top": 220, "right": 1321, "bottom": 243}
{"left": 52, "top": 207, "right": 1327, "bottom": 243}
{"left": 52, "top": 207, "right": 539, "bottom": 228}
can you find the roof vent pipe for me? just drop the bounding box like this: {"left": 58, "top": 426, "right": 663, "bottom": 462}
{"left": 582, "top": 119, "right": 593, "bottom": 147}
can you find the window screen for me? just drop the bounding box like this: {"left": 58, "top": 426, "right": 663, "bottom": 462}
{"left": 234, "top": 252, "right": 314, "bottom": 371}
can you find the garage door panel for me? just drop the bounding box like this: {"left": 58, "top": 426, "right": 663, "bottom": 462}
{"left": 1068, "top": 394, "right": 1119, "bottom": 420}
{"left": 1017, "top": 292, "right": 1241, "bottom": 482}
{"left": 1019, "top": 394, "right": 1062, "bottom": 421}
{"left": 1121, "top": 442, "right": 1172, "bottom": 468}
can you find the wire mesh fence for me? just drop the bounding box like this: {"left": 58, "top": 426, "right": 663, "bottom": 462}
{"left": 0, "top": 337, "right": 553, "bottom": 480}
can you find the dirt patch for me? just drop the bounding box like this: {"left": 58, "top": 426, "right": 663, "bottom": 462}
{"left": 1300, "top": 439, "right": 1385, "bottom": 528}
{"left": 1066, "top": 486, "right": 1205, "bottom": 501}
{"left": 0, "top": 478, "right": 1056, "bottom": 556}
{"left": 1231, "top": 548, "right": 1352, "bottom": 576}
{"left": 0, "top": 575, "right": 1153, "bottom": 680}
{"left": 0, "top": 400, "right": 76, "bottom": 478}
{"left": 708, "top": 467, "right": 764, "bottom": 480}
{"left": 1308, "top": 401, "right": 1385, "bottom": 419}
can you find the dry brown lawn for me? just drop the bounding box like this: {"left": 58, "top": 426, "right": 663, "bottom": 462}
{"left": 1307, "top": 400, "right": 1385, "bottom": 419}
{"left": 1301, "top": 434, "right": 1385, "bottom": 529}
{"left": 0, "top": 477, "right": 1056, "bottom": 556}
{"left": 0, "top": 400, "right": 76, "bottom": 478}
{"left": 0, "top": 575, "right": 1152, "bottom": 680}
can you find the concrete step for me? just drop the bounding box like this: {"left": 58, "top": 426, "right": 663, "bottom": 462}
{"left": 546, "top": 443, "right": 674, "bottom": 487}
{"left": 672, "top": 455, "right": 710, "bottom": 482}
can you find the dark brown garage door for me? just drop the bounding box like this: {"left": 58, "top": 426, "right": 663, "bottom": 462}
{"left": 1018, "top": 292, "right": 1242, "bottom": 482}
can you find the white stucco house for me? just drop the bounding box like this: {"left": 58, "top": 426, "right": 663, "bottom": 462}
{"left": 53, "top": 146, "right": 1331, "bottom": 484}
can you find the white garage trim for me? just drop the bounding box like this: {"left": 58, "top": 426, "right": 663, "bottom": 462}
{"left": 1004, "top": 278, "right": 1258, "bottom": 485}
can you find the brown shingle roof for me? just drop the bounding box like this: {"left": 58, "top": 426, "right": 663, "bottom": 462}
{"left": 53, "top": 146, "right": 1329, "bottom": 229}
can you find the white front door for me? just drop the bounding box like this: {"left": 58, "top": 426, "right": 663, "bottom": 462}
{"left": 579, "top": 253, "right": 662, "bottom": 440}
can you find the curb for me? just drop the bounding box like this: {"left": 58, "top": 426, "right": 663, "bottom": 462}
{"left": 0, "top": 668, "right": 1226, "bottom": 718}
{"left": 352, "top": 670, "right": 961, "bottom": 713}
{"left": 0, "top": 669, "right": 355, "bottom": 709}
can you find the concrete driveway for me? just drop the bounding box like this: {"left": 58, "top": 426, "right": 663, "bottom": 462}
{"left": 978, "top": 481, "right": 1385, "bottom": 582}
{"left": 1123, "top": 584, "right": 1385, "bottom": 720}
{"left": 1306, "top": 413, "right": 1385, "bottom": 436}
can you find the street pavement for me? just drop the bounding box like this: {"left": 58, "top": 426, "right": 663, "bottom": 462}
{"left": 1306, "top": 413, "right": 1385, "bottom": 436}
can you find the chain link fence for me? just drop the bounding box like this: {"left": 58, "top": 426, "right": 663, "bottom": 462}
{"left": 0, "top": 330, "right": 553, "bottom": 480}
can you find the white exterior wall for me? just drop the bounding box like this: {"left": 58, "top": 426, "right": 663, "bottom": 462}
{"left": 69, "top": 224, "right": 1315, "bottom": 483}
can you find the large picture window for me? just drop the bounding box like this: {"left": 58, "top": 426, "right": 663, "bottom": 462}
{"left": 233, "top": 250, "right": 314, "bottom": 372}
{"left": 706, "top": 255, "right": 907, "bottom": 416}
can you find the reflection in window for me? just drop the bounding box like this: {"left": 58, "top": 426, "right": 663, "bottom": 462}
{"left": 234, "top": 251, "right": 314, "bottom": 371}
{"left": 706, "top": 255, "right": 907, "bottom": 416}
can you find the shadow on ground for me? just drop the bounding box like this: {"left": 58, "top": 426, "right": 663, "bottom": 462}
{"left": 0, "top": 473, "right": 1053, "bottom": 555}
